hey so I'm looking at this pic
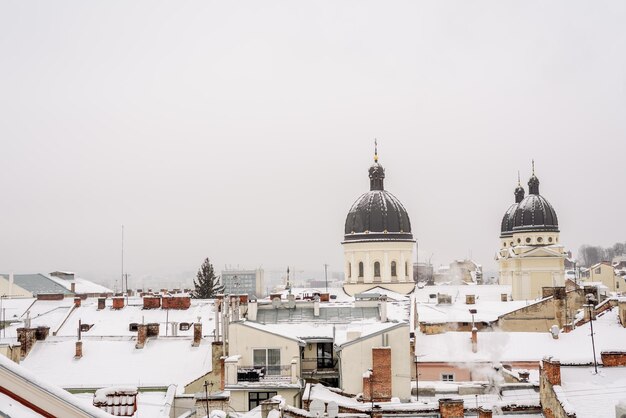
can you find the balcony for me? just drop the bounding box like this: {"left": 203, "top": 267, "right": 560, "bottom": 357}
{"left": 236, "top": 365, "right": 292, "bottom": 383}
{"left": 301, "top": 357, "right": 339, "bottom": 379}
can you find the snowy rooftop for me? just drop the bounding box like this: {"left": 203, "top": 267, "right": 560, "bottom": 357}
{"left": 46, "top": 274, "right": 113, "bottom": 295}
{"left": 558, "top": 366, "right": 626, "bottom": 418}
{"left": 21, "top": 337, "right": 212, "bottom": 392}
{"left": 413, "top": 284, "right": 528, "bottom": 324}
{"left": 415, "top": 309, "right": 626, "bottom": 364}
{"left": 241, "top": 320, "right": 406, "bottom": 347}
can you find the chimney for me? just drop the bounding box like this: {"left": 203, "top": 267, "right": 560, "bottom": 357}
{"left": 135, "top": 324, "right": 148, "bottom": 349}
{"left": 501, "top": 293, "right": 508, "bottom": 302}
{"left": 97, "top": 297, "right": 106, "bottom": 310}
{"left": 192, "top": 322, "right": 202, "bottom": 347}
{"left": 143, "top": 296, "right": 161, "bottom": 309}
{"left": 438, "top": 398, "right": 464, "bottom": 418}
{"left": 313, "top": 300, "right": 320, "bottom": 317}
{"left": 601, "top": 351, "right": 626, "bottom": 367}
{"left": 471, "top": 327, "right": 478, "bottom": 353}
{"left": 379, "top": 296, "right": 388, "bottom": 322}
{"left": 239, "top": 294, "right": 248, "bottom": 305}
{"left": 542, "top": 357, "right": 561, "bottom": 386}
{"left": 75, "top": 341, "right": 83, "bottom": 358}
{"left": 170, "top": 322, "right": 178, "bottom": 337}
{"left": 112, "top": 297, "right": 125, "bottom": 310}
{"left": 260, "top": 399, "right": 281, "bottom": 418}
{"left": 248, "top": 299, "right": 258, "bottom": 322}
{"left": 35, "top": 326, "right": 50, "bottom": 341}
{"left": 16, "top": 328, "right": 37, "bottom": 358}
{"left": 478, "top": 406, "right": 493, "bottom": 418}
{"left": 363, "top": 347, "right": 392, "bottom": 402}
{"left": 70, "top": 282, "right": 76, "bottom": 293}
{"left": 146, "top": 323, "right": 160, "bottom": 337}
{"left": 74, "top": 297, "right": 81, "bottom": 308}
{"left": 465, "top": 294, "right": 476, "bottom": 305}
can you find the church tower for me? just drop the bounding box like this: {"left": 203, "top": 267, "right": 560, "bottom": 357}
{"left": 497, "top": 162, "right": 566, "bottom": 300}
{"left": 342, "top": 143, "right": 416, "bottom": 296}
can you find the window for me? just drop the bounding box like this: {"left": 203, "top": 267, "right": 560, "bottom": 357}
{"left": 537, "top": 237, "right": 543, "bottom": 243}
{"left": 317, "top": 343, "right": 334, "bottom": 368}
{"left": 405, "top": 262, "right": 408, "bottom": 277}
{"left": 348, "top": 263, "right": 351, "bottom": 278}
{"left": 441, "top": 373, "right": 454, "bottom": 382}
{"left": 248, "top": 391, "right": 277, "bottom": 410}
{"left": 526, "top": 237, "right": 531, "bottom": 243}
{"left": 358, "top": 262, "right": 364, "bottom": 278}
{"left": 391, "top": 261, "right": 397, "bottom": 277}
{"left": 595, "top": 267, "right": 602, "bottom": 274}
{"left": 253, "top": 348, "right": 281, "bottom": 375}
{"left": 374, "top": 262, "right": 381, "bottom": 277}
{"left": 549, "top": 237, "right": 553, "bottom": 243}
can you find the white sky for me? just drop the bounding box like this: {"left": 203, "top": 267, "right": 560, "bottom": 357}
{"left": 1, "top": 1, "right": 625, "bottom": 283}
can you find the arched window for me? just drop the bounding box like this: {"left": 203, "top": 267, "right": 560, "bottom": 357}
{"left": 391, "top": 261, "right": 397, "bottom": 277}
{"left": 358, "top": 262, "right": 364, "bottom": 278}
{"left": 405, "top": 262, "right": 409, "bottom": 278}
{"left": 348, "top": 263, "right": 351, "bottom": 278}
{"left": 374, "top": 262, "right": 381, "bottom": 277}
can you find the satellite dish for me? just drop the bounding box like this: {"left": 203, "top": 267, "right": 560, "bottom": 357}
{"left": 309, "top": 400, "right": 325, "bottom": 417}
{"left": 327, "top": 401, "right": 339, "bottom": 418}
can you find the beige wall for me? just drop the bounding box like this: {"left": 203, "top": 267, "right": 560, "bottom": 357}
{"left": 343, "top": 241, "right": 414, "bottom": 286}
{"left": 0, "top": 275, "right": 32, "bottom": 298}
{"left": 228, "top": 388, "right": 301, "bottom": 412}
{"left": 339, "top": 324, "right": 410, "bottom": 400}
{"left": 585, "top": 263, "right": 616, "bottom": 292}
{"left": 498, "top": 232, "right": 566, "bottom": 300}
{"left": 228, "top": 323, "right": 301, "bottom": 368}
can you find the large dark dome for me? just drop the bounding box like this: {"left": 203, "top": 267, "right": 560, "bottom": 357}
{"left": 511, "top": 172, "right": 559, "bottom": 233}
{"left": 343, "top": 156, "right": 414, "bottom": 242}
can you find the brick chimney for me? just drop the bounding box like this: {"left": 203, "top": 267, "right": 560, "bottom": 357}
{"left": 143, "top": 296, "right": 161, "bottom": 309}
{"left": 74, "top": 297, "right": 81, "bottom": 308}
{"left": 363, "top": 347, "right": 392, "bottom": 402}
{"left": 35, "top": 326, "right": 50, "bottom": 341}
{"left": 192, "top": 322, "right": 202, "bottom": 347}
{"left": 501, "top": 293, "right": 508, "bottom": 302}
{"left": 97, "top": 297, "right": 106, "bottom": 310}
{"left": 601, "top": 351, "right": 626, "bottom": 367}
{"left": 465, "top": 294, "right": 476, "bottom": 305}
{"left": 478, "top": 406, "right": 493, "bottom": 418}
{"left": 542, "top": 357, "right": 561, "bottom": 386}
{"left": 146, "top": 323, "right": 160, "bottom": 337}
{"left": 135, "top": 324, "right": 148, "bottom": 349}
{"left": 70, "top": 282, "right": 76, "bottom": 293}
{"left": 438, "top": 398, "right": 464, "bottom": 418}
{"left": 112, "top": 297, "right": 125, "bottom": 310}
{"left": 75, "top": 341, "right": 83, "bottom": 358}
{"left": 16, "top": 328, "right": 37, "bottom": 358}
{"left": 471, "top": 327, "right": 478, "bottom": 353}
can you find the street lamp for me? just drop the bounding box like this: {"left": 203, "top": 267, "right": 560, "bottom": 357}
{"left": 585, "top": 294, "right": 598, "bottom": 374}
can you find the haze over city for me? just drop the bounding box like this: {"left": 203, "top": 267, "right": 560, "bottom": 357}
{"left": 1, "top": 1, "right": 625, "bottom": 286}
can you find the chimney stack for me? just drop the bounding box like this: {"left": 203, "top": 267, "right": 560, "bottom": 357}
{"left": 438, "top": 398, "right": 464, "bottom": 418}
{"left": 75, "top": 341, "right": 83, "bottom": 358}
{"left": 313, "top": 299, "right": 320, "bottom": 317}
{"left": 465, "top": 294, "right": 476, "bottom": 305}
{"left": 248, "top": 299, "right": 258, "bottom": 322}
{"left": 379, "top": 295, "right": 388, "bottom": 322}
{"left": 192, "top": 322, "right": 202, "bottom": 347}
{"left": 97, "top": 297, "right": 106, "bottom": 310}
{"left": 74, "top": 297, "right": 81, "bottom": 308}
{"left": 471, "top": 327, "right": 478, "bottom": 353}
{"left": 16, "top": 328, "right": 37, "bottom": 358}
{"left": 135, "top": 324, "right": 148, "bottom": 349}
{"left": 112, "top": 297, "right": 125, "bottom": 310}
{"left": 478, "top": 406, "right": 493, "bottom": 418}
{"left": 70, "top": 282, "right": 76, "bottom": 293}
{"left": 542, "top": 357, "right": 561, "bottom": 386}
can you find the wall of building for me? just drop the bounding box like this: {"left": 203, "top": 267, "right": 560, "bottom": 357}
{"left": 228, "top": 323, "right": 301, "bottom": 369}
{"left": 584, "top": 263, "right": 616, "bottom": 292}
{"left": 228, "top": 388, "right": 301, "bottom": 413}
{"left": 0, "top": 275, "right": 32, "bottom": 298}
{"left": 343, "top": 241, "right": 414, "bottom": 286}
{"left": 338, "top": 324, "right": 410, "bottom": 400}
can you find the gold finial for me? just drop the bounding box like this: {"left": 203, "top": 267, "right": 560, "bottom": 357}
{"left": 374, "top": 138, "right": 378, "bottom": 162}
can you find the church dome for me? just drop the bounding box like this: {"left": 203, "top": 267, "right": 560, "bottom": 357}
{"left": 344, "top": 152, "right": 414, "bottom": 242}
{"left": 511, "top": 168, "right": 559, "bottom": 233}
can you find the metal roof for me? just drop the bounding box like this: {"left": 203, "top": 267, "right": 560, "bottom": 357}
{"left": 7, "top": 274, "right": 73, "bottom": 296}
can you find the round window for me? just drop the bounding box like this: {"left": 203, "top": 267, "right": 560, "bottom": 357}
{"left": 537, "top": 237, "right": 543, "bottom": 243}
{"left": 548, "top": 237, "right": 553, "bottom": 243}
{"left": 526, "top": 237, "right": 531, "bottom": 243}
{"left": 517, "top": 238, "right": 521, "bottom": 243}
{"left": 503, "top": 242, "right": 507, "bottom": 247}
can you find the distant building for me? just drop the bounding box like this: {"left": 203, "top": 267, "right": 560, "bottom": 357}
{"left": 581, "top": 261, "right": 617, "bottom": 291}
{"left": 497, "top": 166, "right": 567, "bottom": 300}
{"left": 413, "top": 262, "right": 433, "bottom": 283}
{"left": 221, "top": 268, "right": 265, "bottom": 297}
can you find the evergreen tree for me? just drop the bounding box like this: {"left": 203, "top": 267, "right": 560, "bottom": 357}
{"left": 192, "top": 258, "right": 224, "bottom": 298}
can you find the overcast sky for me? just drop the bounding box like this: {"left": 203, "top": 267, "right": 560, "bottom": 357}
{"left": 1, "top": 1, "right": 625, "bottom": 284}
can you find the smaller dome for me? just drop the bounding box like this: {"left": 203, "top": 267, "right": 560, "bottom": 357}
{"left": 500, "top": 175, "right": 525, "bottom": 238}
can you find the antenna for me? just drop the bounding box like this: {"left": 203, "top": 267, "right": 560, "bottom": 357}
{"left": 121, "top": 225, "right": 124, "bottom": 294}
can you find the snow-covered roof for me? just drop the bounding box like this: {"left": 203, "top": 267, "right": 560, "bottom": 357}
{"left": 46, "top": 274, "right": 113, "bottom": 295}
{"left": 73, "top": 390, "right": 173, "bottom": 417}
{"left": 415, "top": 309, "right": 626, "bottom": 364}
{"left": 558, "top": 366, "right": 626, "bottom": 418}
{"left": 21, "top": 337, "right": 212, "bottom": 392}
{"left": 413, "top": 284, "right": 526, "bottom": 324}
{"left": 240, "top": 320, "right": 405, "bottom": 347}
{"left": 0, "top": 391, "right": 46, "bottom": 418}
